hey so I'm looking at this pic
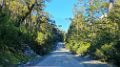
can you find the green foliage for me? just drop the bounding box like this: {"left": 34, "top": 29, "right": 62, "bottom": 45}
{"left": 95, "top": 49, "right": 106, "bottom": 61}
{"left": 0, "top": 0, "right": 63, "bottom": 67}
{"left": 72, "top": 43, "right": 79, "bottom": 53}
{"left": 76, "top": 42, "right": 90, "bottom": 55}
{"left": 66, "top": 0, "right": 120, "bottom": 66}
{"left": 36, "top": 32, "right": 45, "bottom": 45}
{"left": 66, "top": 40, "right": 76, "bottom": 49}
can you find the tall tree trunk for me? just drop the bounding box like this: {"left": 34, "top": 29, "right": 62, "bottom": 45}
{"left": 1, "top": 0, "right": 5, "bottom": 9}
{"left": 109, "top": 0, "right": 114, "bottom": 12}
{"left": 89, "top": 0, "right": 94, "bottom": 23}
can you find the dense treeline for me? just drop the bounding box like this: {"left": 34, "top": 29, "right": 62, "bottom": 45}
{"left": 0, "top": 0, "right": 63, "bottom": 67}
{"left": 66, "top": 0, "right": 120, "bottom": 66}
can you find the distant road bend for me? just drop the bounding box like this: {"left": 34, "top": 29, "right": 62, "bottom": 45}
{"left": 27, "top": 42, "right": 111, "bottom": 67}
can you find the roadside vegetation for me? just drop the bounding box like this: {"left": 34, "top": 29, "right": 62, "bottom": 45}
{"left": 65, "top": 0, "right": 120, "bottom": 66}
{"left": 0, "top": 0, "right": 63, "bottom": 67}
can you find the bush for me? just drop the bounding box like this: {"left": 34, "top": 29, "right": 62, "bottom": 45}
{"left": 66, "top": 40, "right": 76, "bottom": 49}
{"left": 72, "top": 43, "right": 80, "bottom": 53}
{"left": 76, "top": 42, "right": 90, "bottom": 56}
{"left": 95, "top": 43, "right": 115, "bottom": 61}
{"left": 95, "top": 49, "right": 107, "bottom": 61}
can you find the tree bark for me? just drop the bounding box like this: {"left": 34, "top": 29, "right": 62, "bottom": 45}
{"left": 109, "top": 0, "right": 114, "bottom": 12}
{"left": 16, "top": 3, "right": 36, "bottom": 27}
{"left": 16, "top": 0, "right": 38, "bottom": 27}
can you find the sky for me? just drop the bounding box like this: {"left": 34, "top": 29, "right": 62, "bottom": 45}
{"left": 45, "top": 0, "right": 77, "bottom": 32}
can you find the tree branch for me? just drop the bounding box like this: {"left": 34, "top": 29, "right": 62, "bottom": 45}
{"left": 16, "top": 1, "right": 36, "bottom": 27}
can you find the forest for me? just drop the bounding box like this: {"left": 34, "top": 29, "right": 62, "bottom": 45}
{"left": 66, "top": 0, "right": 120, "bottom": 66}
{"left": 0, "top": 0, "right": 63, "bottom": 67}
{"left": 0, "top": 0, "right": 120, "bottom": 67}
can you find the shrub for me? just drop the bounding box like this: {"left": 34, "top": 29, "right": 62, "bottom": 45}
{"left": 66, "top": 40, "right": 76, "bottom": 50}
{"left": 95, "top": 49, "right": 107, "bottom": 61}
{"left": 95, "top": 43, "right": 115, "bottom": 61}
{"left": 76, "top": 42, "right": 90, "bottom": 56}
{"left": 72, "top": 43, "right": 80, "bottom": 53}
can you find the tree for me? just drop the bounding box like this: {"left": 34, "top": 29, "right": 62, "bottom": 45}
{"left": 0, "top": 0, "right": 63, "bottom": 66}
{"left": 66, "top": 0, "right": 120, "bottom": 66}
